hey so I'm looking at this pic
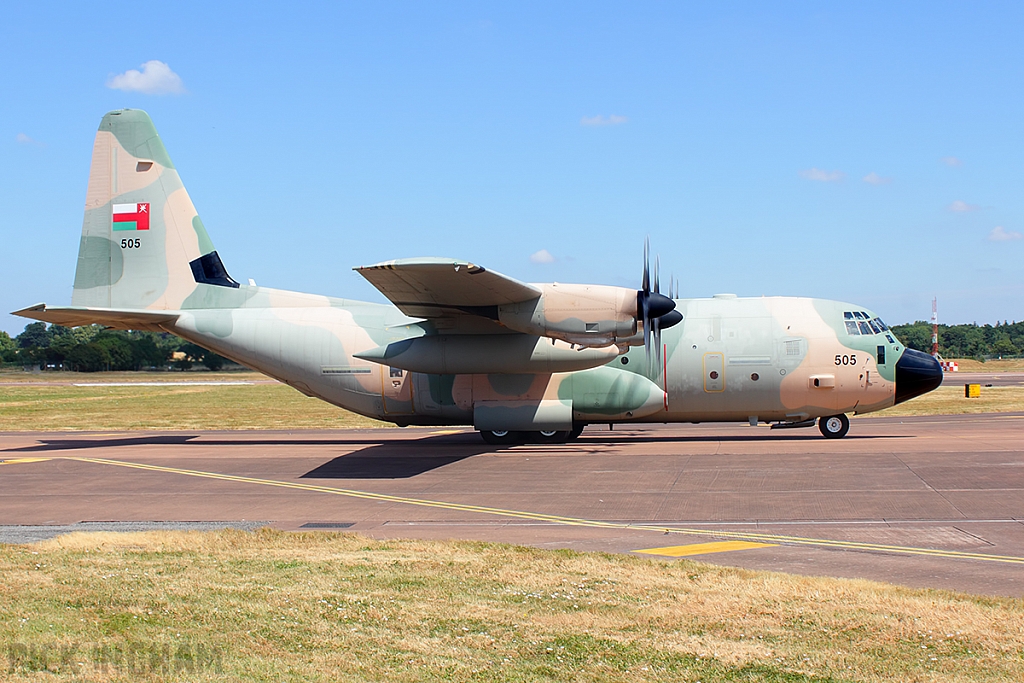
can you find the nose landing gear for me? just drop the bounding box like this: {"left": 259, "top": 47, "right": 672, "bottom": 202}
{"left": 818, "top": 413, "right": 850, "bottom": 439}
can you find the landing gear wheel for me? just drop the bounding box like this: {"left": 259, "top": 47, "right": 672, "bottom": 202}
{"left": 567, "top": 423, "right": 586, "bottom": 441}
{"left": 532, "top": 430, "right": 569, "bottom": 444}
{"left": 818, "top": 414, "right": 850, "bottom": 439}
{"left": 480, "top": 430, "right": 521, "bottom": 445}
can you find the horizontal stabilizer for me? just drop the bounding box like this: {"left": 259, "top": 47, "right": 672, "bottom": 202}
{"left": 12, "top": 304, "right": 179, "bottom": 332}
{"left": 355, "top": 258, "right": 541, "bottom": 319}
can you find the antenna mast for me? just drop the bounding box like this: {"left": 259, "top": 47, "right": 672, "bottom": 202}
{"left": 931, "top": 297, "right": 939, "bottom": 358}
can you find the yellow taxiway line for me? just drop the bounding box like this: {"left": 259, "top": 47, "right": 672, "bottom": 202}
{"left": 0, "top": 457, "right": 52, "bottom": 466}
{"left": 14, "top": 454, "right": 1024, "bottom": 566}
{"left": 634, "top": 541, "right": 777, "bottom": 557}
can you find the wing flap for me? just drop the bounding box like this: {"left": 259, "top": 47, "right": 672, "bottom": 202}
{"left": 355, "top": 258, "right": 540, "bottom": 318}
{"left": 13, "top": 304, "right": 180, "bottom": 332}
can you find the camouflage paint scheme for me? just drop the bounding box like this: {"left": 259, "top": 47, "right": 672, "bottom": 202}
{"left": 15, "top": 111, "right": 937, "bottom": 438}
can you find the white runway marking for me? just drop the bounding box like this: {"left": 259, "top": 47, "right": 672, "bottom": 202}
{"left": 71, "top": 382, "right": 253, "bottom": 387}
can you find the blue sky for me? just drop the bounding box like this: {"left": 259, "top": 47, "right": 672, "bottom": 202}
{"left": 3, "top": 2, "right": 1023, "bottom": 336}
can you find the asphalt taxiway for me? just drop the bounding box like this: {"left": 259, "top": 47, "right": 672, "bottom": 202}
{"left": 2, "top": 413, "right": 1023, "bottom": 597}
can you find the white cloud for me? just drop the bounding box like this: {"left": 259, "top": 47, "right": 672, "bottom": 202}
{"left": 581, "top": 114, "right": 628, "bottom": 126}
{"left": 948, "top": 200, "right": 980, "bottom": 213}
{"left": 862, "top": 172, "right": 891, "bottom": 185}
{"left": 940, "top": 156, "right": 963, "bottom": 167}
{"left": 106, "top": 60, "right": 185, "bottom": 95}
{"left": 799, "top": 167, "right": 845, "bottom": 182}
{"left": 988, "top": 226, "right": 1022, "bottom": 241}
{"left": 15, "top": 133, "right": 38, "bottom": 145}
{"left": 529, "top": 249, "right": 555, "bottom": 264}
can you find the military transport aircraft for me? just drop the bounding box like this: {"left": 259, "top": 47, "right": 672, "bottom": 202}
{"left": 14, "top": 110, "right": 943, "bottom": 444}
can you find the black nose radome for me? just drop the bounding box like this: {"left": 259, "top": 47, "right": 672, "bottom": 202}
{"left": 893, "top": 348, "right": 943, "bottom": 405}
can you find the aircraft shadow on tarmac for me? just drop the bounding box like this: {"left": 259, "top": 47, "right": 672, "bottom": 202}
{"left": 300, "top": 431, "right": 906, "bottom": 479}
{"left": 5, "top": 435, "right": 201, "bottom": 452}
{"left": 3, "top": 430, "right": 903, "bottom": 460}
{"left": 301, "top": 433, "right": 494, "bottom": 479}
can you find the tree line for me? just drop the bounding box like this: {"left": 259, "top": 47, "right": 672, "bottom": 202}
{"left": 889, "top": 320, "right": 1023, "bottom": 359}
{"left": 1, "top": 319, "right": 1021, "bottom": 372}
{"left": 0, "top": 322, "right": 232, "bottom": 372}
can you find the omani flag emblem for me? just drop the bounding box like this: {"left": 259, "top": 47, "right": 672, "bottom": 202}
{"left": 112, "top": 203, "right": 150, "bottom": 231}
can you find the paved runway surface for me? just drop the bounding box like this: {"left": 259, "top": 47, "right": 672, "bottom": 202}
{"left": 943, "top": 372, "right": 1024, "bottom": 387}
{"left": 2, "top": 413, "right": 1023, "bottom": 597}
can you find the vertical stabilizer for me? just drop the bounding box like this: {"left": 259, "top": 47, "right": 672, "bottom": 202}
{"left": 72, "top": 109, "right": 237, "bottom": 311}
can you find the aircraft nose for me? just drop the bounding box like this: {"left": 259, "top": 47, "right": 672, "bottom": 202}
{"left": 893, "top": 348, "right": 943, "bottom": 405}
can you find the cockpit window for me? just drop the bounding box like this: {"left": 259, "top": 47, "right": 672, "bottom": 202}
{"left": 843, "top": 311, "right": 890, "bottom": 336}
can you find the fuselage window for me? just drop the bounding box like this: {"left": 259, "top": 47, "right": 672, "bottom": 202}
{"left": 877, "top": 345, "right": 886, "bottom": 365}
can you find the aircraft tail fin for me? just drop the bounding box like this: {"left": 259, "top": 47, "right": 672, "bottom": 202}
{"left": 71, "top": 109, "right": 240, "bottom": 312}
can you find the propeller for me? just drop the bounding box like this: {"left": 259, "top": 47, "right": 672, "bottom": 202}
{"left": 637, "top": 238, "right": 682, "bottom": 374}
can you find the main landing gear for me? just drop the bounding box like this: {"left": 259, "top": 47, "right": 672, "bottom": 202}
{"left": 479, "top": 424, "right": 586, "bottom": 445}
{"left": 818, "top": 413, "right": 850, "bottom": 439}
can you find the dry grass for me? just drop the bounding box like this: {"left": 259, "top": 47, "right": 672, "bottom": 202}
{"left": 0, "top": 379, "right": 383, "bottom": 431}
{"left": 2, "top": 529, "right": 1022, "bottom": 682}
{"left": 872, "top": 386, "right": 1024, "bottom": 418}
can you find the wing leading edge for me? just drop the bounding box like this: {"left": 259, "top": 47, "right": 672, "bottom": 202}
{"left": 355, "top": 258, "right": 541, "bottom": 320}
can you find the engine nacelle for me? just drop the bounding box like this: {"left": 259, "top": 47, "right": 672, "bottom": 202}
{"left": 496, "top": 284, "right": 637, "bottom": 347}
{"left": 354, "top": 334, "right": 620, "bottom": 374}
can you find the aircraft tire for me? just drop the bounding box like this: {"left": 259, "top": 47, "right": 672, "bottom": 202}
{"left": 567, "top": 423, "right": 586, "bottom": 441}
{"left": 818, "top": 414, "right": 850, "bottom": 439}
{"left": 532, "top": 430, "right": 570, "bottom": 444}
{"left": 480, "top": 430, "right": 521, "bottom": 445}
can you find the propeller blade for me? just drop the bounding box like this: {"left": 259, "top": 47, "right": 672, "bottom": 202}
{"left": 654, "top": 255, "right": 660, "bottom": 295}
{"left": 642, "top": 237, "right": 650, "bottom": 293}
{"left": 653, "top": 315, "right": 662, "bottom": 375}
{"left": 643, "top": 316, "right": 651, "bottom": 366}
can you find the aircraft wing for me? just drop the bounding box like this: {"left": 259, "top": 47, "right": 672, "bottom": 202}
{"left": 13, "top": 304, "right": 180, "bottom": 332}
{"left": 355, "top": 258, "right": 541, "bottom": 319}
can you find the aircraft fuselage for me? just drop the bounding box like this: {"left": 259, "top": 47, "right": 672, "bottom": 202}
{"left": 170, "top": 287, "right": 907, "bottom": 428}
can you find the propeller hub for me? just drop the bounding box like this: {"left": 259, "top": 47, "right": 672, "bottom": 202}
{"left": 638, "top": 291, "right": 676, "bottom": 319}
